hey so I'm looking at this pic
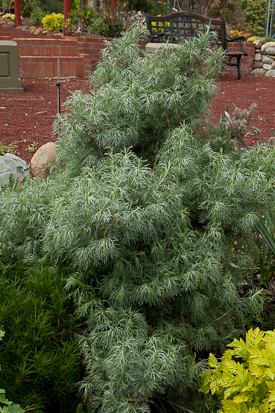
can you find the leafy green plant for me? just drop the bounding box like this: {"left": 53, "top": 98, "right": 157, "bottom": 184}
{"left": 0, "top": 143, "right": 18, "bottom": 155}
{"left": 41, "top": 0, "right": 63, "bottom": 14}
{"left": 69, "top": 4, "right": 97, "bottom": 28}
{"left": 30, "top": 6, "right": 46, "bottom": 25}
{"left": 42, "top": 12, "right": 64, "bottom": 31}
{"left": 0, "top": 330, "right": 25, "bottom": 413}
{"left": 254, "top": 212, "right": 275, "bottom": 283}
{"left": 240, "top": 0, "right": 267, "bottom": 37}
{"left": 200, "top": 327, "right": 275, "bottom": 412}
{"left": 25, "top": 142, "right": 38, "bottom": 153}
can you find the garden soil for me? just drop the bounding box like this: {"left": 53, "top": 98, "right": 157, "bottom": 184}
{"left": 0, "top": 25, "right": 275, "bottom": 163}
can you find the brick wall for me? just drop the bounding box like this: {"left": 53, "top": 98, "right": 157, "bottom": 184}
{"left": 0, "top": 35, "right": 255, "bottom": 79}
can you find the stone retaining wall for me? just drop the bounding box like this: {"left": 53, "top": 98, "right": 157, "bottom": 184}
{"left": 251, "top": 40, "right": 275, "bottom": 77}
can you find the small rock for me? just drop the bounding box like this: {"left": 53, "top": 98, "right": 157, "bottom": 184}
{"left": 265, "top": 69, "right": 275, "bottom": 77}
{"left": 251, "top": 68, "right": 266, "bottom": 76}
{"left": 254, "top": 53, "right": 262, "bottom": 62}
{"left": 6, "top": 20, "right": 15, "bottom": 27}
{"left": 265, "top": 47, "right": 275, "bottom": 56}
{"left": 253, "top": 62, "right": 263, "bottom": 68}
{"left": 33, "top": 27, "right": 44, "bottom": 35}
{"left": 253, "top": 39, "right": 263, "bottom": 48}
{"left": 29, "top": 142, "right": 57, "bottom": 179}
{"left": 0, "top": 153, "right": 29, "bottom": 188}
{"left": 262, "top": 55, "right": 273, "bottom": 64}
{"left": 261, "top": 41, "right": 275, "bottom": 52}
{"left": 28, "top": 25, "right": 37, "bottom": 34}
{"left": 263, "top": 63, "right": 274, "bottom": 70}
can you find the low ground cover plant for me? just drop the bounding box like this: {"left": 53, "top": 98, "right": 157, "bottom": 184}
{"left": 1, "top": 25, "right": 275, "bottom": 412}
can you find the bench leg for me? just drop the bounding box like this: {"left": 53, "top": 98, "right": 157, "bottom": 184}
{"left": 237, "top": 56, "right": 241, "bottom": 81}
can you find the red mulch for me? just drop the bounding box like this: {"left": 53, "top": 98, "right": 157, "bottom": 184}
{"left": 0, "top": 26, "right": 275, "bottom": 163}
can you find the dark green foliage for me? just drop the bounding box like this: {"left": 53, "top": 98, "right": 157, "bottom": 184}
{"left": 41, "top": 0, "right": 63, "bottom": 14}
{"left": 240, "top": 0, "right": 267, "bottom": 37}
{"left": 0, "top": 262, "right": 84, "bottom": 413}
{"left": 126, "top": 0, "right": 165, "bottom": 14}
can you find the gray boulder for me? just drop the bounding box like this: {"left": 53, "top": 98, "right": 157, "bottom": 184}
{"left": 262, "top": 55, "right": 273, "bottom": 64}
{"left": 251, "top": 68, "right": 266, "bottom": 76}
{"left": 265, "top": 69, "right": 275, "bottom": 77}
{"left": 265, "top": 47, "right": 275, "bottom": 56}
{"left": 261, "top": 41, "right": 275, "bottom": 52}
{"left": 0, "top": 153, "right": 29, "bottom": 188}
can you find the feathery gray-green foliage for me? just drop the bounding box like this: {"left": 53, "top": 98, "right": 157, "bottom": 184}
{"left": 54, "top": 26, "right": 223, "bottom": 176}
{"left": 1, "top": 26, "right": 275, "bottom": 412}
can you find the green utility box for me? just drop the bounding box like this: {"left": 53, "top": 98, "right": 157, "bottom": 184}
{"left": 0, "top": 41, "right": 23, "bottom": 93}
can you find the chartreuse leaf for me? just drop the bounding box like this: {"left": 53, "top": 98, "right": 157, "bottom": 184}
{"left": 0, "top": 393, "right": 12, "bottom": 405}
{"left": 233, "top": 395, "right": 249, "bottom": 403}
{"left": 200, "top": 328, "right": 275, "bottom": 413}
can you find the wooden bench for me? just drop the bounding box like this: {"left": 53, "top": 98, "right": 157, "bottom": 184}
{"left": 145, "top": 11, "right": 248, "bottom": 80}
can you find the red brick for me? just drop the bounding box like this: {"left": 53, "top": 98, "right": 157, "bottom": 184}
{"left": 62, "top": 46, "right": 69, "bottom": 56}
{"left": 91, "top": 43, "right": 106, "bottom": 51}
{"left": 30, "top": 60, "right": 38, "bottom": 78}
{"left": 40, "top": 45, "right": 49, "bottom": 55}
{"left": 18, "top": 45, "right": 24, "bottom": 55}
{"left": 54, "top": 44, "right": 63, "bottom": 56}
{"left": 31, "top": 45, "right": 40, "bottom": 56}
{"left": 46, "top": 45, "right": 54, "bottom": 56}
{"left": 61, "top": 61, "right": 69, "bottom": 77}
{"left": 46, "top": 62, "right": 54, "bottom": 78}
{"left": 69, "top": 46, "right": 77, "bottom": 56}
{"left": 69, "top": 61, "right": 77, "bottom": 77}
{"left": 76, "top": 62, "right": 84, "bottom": 77}
{"left": 38, "top": 61, "right": 46, "bottom": 78}
{"left": 21, "top": 61, "right": 30, "bottom": 79}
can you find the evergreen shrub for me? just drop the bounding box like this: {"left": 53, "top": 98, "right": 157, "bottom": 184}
{"left": 1, "top": 26, "right": 275, "bottom": 412}
{"left": 240, "top": 0, "right": 267, "bottom": 37}
{"left": 42, "top": 12, "right": 64, "bottom": 31}
{"left": 0, "top": 330, "right": 24, "bottom": 413}
{"left": 0, "top": 262, "right": 83, "bottom": 413}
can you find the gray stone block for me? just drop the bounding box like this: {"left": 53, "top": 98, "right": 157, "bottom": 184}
{"left": 0, "top": 41, "right": 23, "bottom": 93}
{"left": 0, "top": 153, "right": 29, "bottom": 188}
{"left": 265, "top": 69, "right": 275, "bottom": 77}
{"left": 262, "top": 55, "right": 273, "bottom": 64}
{"left": 251, "top": 68, "right": 266, "bottom": 76}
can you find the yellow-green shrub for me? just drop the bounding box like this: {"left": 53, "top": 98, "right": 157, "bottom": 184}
{"left": 42, "top": 13, "right": 64, "bottom": 31}
{"left": 200, "top": 328, "right": 275, "bottom": 412}
{"left": 2, "top": 13, "right": 15, "bottom": 19}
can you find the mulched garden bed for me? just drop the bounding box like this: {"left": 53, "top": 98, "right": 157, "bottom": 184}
{"left": 0, "top": 25, "right": 274, "bottom": 163}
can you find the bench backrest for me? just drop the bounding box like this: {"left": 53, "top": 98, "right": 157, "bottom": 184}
{"left": 146, "top": 11, "right": 227, "bottom": 50}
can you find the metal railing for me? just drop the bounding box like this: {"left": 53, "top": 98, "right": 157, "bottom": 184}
{"left": 265, "top": 0, "right": 275, "bottom": 37}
